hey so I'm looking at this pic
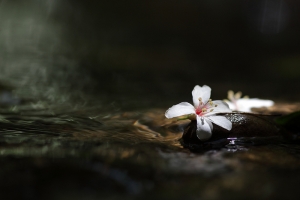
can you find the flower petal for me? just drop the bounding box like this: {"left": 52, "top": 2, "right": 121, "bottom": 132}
{"left": 165, "top": 102, "right": 195, "bottom": 118}
{"left": 205, "top": 100, "right": 232, "bottom": 116}
{"left": 227, "top": 90, "right": 235, "bottom": 101}
{"left": 236, "top": 98, "right": 274, "bottom": 112}
{"left": 224, "top": 100, "right": 235, "bottom": 110}
{"left": 192, "top": 85, "right": 211, "bottom": 108}
{"left": 207, "top": 115, "right": 232, "bottom": 131}
{"left": 196, "top": 115, "right": 213, "bottom": 140}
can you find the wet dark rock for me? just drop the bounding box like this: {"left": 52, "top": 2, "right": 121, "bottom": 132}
{"left": 276, "top": 111, "right": 300, "bottom": 133}
{"left": 181, "top": 112, "right": 283, "bottom": 151}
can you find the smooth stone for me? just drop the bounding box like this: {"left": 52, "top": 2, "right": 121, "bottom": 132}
{"left": 181, "top": 112, "right": 285, "bottom": 151}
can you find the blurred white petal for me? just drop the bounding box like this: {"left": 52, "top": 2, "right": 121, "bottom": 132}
{"left": 225, "top": 90, "right": 274, "bottom": 112}
{"left": 235, "top": 98, "right": 274, "bottom": 112}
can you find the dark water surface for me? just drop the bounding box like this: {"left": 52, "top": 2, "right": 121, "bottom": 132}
{"left": 0, "top": 101, "right": 300, "bottom": 200}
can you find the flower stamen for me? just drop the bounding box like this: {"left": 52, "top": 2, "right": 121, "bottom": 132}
{"left": 198, "top": 97, "right": 203, "bottom": 105}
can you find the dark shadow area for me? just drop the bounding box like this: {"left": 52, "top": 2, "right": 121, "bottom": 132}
{"left": 1, "top": 0, "right": 300, "bottom": 110}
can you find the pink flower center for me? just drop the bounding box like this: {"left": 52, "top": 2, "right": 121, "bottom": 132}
{"left": 195, "top": 98, "right": 217, "bottom": 116}
{"left": 195, "top": 107, "right": 202, "bottom": 115}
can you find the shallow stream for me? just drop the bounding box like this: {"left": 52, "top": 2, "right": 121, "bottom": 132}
{"left": 1, "top": 97, "right": 300, "bottom": 199}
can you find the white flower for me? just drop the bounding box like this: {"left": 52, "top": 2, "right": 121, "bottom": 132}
{"left": 225, "top": 90, "right": 274, "bottom": 112}
{"left": 165, "top": 85, "right": 232, "bottom": 141}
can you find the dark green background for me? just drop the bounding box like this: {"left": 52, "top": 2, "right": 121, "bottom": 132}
{"left": 1, "top": 0, "right": 300, "bottom": 108}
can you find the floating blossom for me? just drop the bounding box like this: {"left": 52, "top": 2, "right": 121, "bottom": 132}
{"left": 165, "top": 85, "right": 232, "bottom": 141}
{"left": 224, "top": 90, "right": 274, "bottom": 112}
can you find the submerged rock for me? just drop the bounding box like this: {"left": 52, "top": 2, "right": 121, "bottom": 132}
{"left": 181, "top": 112, "right": 285, "bottom": 151}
